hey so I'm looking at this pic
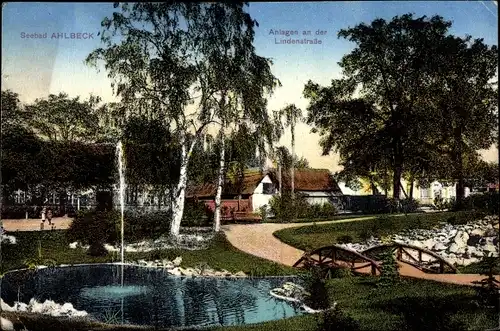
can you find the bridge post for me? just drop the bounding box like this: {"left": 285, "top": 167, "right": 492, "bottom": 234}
{"left": 396, "top": 246, "right": 402, "bottom": 261}
{"left": 439, "top": 261, "right": 444, "bottom": 273}
{"left": 418, "top": 250, "right": 422, "bottom": 263}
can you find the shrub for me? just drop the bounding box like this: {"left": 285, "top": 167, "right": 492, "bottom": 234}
{"left": 400, "top": 198, "right": 419, "bottom": 214}
{"left": 258, "top": 205, "right": 269, "bottom": 222}
{"left": 67, "top": 209, "right": 172, "bottom": 245}
{"left": 446, "top": 210, "right": 486, "bottom": 226}
{"left": 394, "top": 296, "right": 468, "bottom": 331}
{"left": 434, "top": 196, "right": 455, "bottom": 211}
{"left": 301, "top": 265, "right": 330, "bottom": 310}
{"left": 320, "top": 203, "right": 338, "bottom": 218}
{"left": 269, "top": 192, "right": 306, "bottom": 222}
{"left": 327, "top": 266, "right": 352, "bottom": 279}
{"left": 460, "top": 191, "right": 499, "bottom": 215}
{"left": 88, "top": 241, "right": 108, "bottom": 257}
{"left": 377, "top": 250, "right": 399, "bottom": 287}
{"left": 472, "top": 253, "right": 500, "bottom": 308}
{"left": 316, "top": 308, "right": 361, "bottom": 331}
{"left": 336, "top": 235, "right": 353, "bottom": 244}
{"left": 182, "top": 200, "right": 213, "bottom": 227}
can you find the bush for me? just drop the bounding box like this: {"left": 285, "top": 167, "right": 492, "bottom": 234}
{"left": 336, "top": 235, "right": 353, "bottom": 244}
{"left": 269, "top": 192, "right": 305, "bottom": 222}
{"left": 67, "top": 209, "right": 172, "bottom": 245}
{"left": 446, "top": 210, "right": 486, "bottom": 226}
{"left": 301, "top": 265, "right": 330, "bottom": 310}
{"left": 258, "top": 205, "right": 269, "bottom": 222}
{"left": 460, "top": 191, "right": 499, "bottom": 215}
{"left": 88, "top": 241, "right": 108, "bottom": 257}
{"left": 344, "top": 195, "right": 390, "bottom": 214}
{"left": 316, "top": 308, "right": 361, "bottom": 331}
{"left": 327, "top": 266, "right": 352, "bottom": 279}
{"left": 377, "top": 250, "right": 400, "bottom": 287}
{"left": 393, "top": 296, "right": 468, "bottom": 331}
{"left": 269, "top": 192, "right": 338, "bottom": 222}
{"left": 400, "top": 198, "right": 419, "bottom": 214}
{"left": 182, "top": 200, "right": 213, "bottom": 227}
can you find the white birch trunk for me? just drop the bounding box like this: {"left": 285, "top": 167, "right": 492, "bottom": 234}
{"left": 170, "top": 134, "right": 197, "bottom": 237}
{"left": 278, "top": 164, "right": 282, "bottom": 197}
{"left": 213, "top": 126, "right": 225, "bottom": 232}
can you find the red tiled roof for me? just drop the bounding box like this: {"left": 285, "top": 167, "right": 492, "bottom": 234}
{"left": 187, "top": 168, "right": 342, "bottom": 198}
{"left": 271, "top": 168, "right": 342, "bottom": 192}
{"left": 186, "top": 171, "right": 269, "bottom": 198}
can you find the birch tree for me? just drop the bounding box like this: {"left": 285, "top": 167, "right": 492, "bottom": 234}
{"left": 86, "top": 2, "right": 279, "bottom": 236}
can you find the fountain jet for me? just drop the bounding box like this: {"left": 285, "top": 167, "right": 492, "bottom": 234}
{"left": 116, "top": 141, "right": 126, "bottom": 267}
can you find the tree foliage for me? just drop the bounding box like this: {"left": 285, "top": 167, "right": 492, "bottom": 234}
{"left": 304, "top": 14, "right": 498, "bottom": 204}
{"left": 86, "top": 2, "right": 280, "bottom": 235}
{"left": 23, "top": 93, "right": 110, "bottom": 143}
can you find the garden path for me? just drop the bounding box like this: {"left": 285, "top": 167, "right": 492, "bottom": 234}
{"left": 222, "top": 218, "right": 500, "bottom": 286}
{"left": 2, "top": 217, "right": 73, "bottom": 231}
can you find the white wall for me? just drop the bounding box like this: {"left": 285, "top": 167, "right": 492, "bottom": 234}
{"left": 252, "top": 175, "right": 277, "bottom": 211}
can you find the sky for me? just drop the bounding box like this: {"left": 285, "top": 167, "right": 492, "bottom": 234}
{"left": 2, "top": 1, "right": 498, "bottom": 172}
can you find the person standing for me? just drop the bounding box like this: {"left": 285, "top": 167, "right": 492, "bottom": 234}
{"left": 40, "top": 205, "right": 46, "bottom": 230}
{"left": 47, "top": 207, "right": 53, "bottom": 226}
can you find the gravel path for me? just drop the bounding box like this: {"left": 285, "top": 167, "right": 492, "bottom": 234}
{"left": 2, "top": 217, "right": 73, "bottom": 231}
{"left": 222, "top": 217, "right": 500, "bottom": 286}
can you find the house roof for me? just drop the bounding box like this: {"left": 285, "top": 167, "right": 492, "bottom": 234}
{"left": 270, "top": 168, "right": 342, "bottom": 193}
{"left": 187, "top": 168, "right": 342, "bottom": 198}
{"left": 186, "top": 170, "right": 270, "bottom": 198}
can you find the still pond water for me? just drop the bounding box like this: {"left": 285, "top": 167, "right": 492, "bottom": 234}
{"left": 1, "top": 265, "right": 302, "bottom": 328}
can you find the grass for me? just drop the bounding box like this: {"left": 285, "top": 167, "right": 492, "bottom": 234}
{"left": 4, "top": 276, "right": 496, "bottom": 331}
{"left": 1, "top": 230, "right": 296, "bottom": 276}
{"left": 262, "top": 212, "right": 395, "bottom": 224}
{"left": 273, "top": 212, "right": 464, "bottom": 252}
{"left": 216, "top": 276, "right": 498, "bottom": 331}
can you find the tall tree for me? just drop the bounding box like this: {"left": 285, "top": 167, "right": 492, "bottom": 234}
{"left": 86, "top": 2, "right": 279, "bottom": 236}
{"left": 277, "top": 104, "right": 303, "bottom": 200}
{"left": 305, "top": 14, "right": 454, "bottom": 202}
{"left": 24, "top": 93, "right": 105, "bottom": 143}
{"left": 424, "top": 35, "right": 498, "bottom": 208}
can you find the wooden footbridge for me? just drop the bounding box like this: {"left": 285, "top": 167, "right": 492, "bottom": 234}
{"left": 293, "top": 241, "right": 459, "bottom": 277}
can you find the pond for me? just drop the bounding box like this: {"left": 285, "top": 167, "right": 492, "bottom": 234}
{"left": 1, "top": 265, "right": 303, "bottom": 328}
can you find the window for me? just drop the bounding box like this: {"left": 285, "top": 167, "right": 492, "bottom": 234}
{"left": 262, "top": 183, "right": 274, "bottom": 194}
{"left": 420, "top": 188, "right": 430, "bottom": 198}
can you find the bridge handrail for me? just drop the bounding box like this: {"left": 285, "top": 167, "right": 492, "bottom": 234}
{"left": 362, "top": 241, "right": 458, "bottom": 273}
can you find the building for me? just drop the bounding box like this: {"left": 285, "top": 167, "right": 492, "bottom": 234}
{"left": 186, "top": 168, "right": 344, "bottom": 218}
{"left": 269, "top": 168, "right": 344, "bottom": 206}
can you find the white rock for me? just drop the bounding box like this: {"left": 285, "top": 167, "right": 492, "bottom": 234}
{"left": 69, "top": 242, "right": 78, "bottom": 249}
{"left": 0, "top": 317, "right": 14, "bottom": 331}
{"left": 433, "top": 242, "right": 447, "bottom": 251}
{"left": 14, "top": 301, "right": 28, "bottom": 312}
{"left": 470, "top": 228, "right": 485, "bottom": 236}
{"left": 1, "top": 234, "right": 17, "bottom": 245}
{"left": 453, "top": 231, "right": 469, "bottom": 247}
{"left": 483, "top": 243, "right": 497, "bottom": 253}
{"left": 173, "top": 256, "right": 182, "bottom": 267}
{"left": 1, "top": 298, "right": 14, "bottom": 311}
{"left": 169, "top": 267, "right": 182, "bottom": 276}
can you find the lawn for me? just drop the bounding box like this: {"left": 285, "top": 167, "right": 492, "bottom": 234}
{"left": 1, "top": 230, "right": 296, "bottom": 276}
{"left": 217, "top": 276, "right": 497, "bottom": 331}
{"left": 263, "top": 212, "right": 394, "bottom": 224}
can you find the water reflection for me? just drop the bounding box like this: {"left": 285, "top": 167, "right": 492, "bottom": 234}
{"left": 1, "top": 265, "right": 301, "bottom": 327}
